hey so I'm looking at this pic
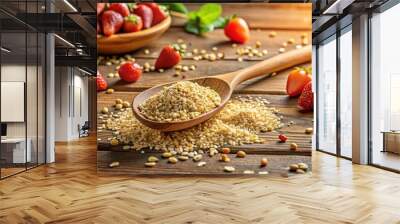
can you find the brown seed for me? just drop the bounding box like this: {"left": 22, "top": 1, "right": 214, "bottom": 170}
{"left": 101, "top": 107, "right": 109, "bottom": 114}
{"left": 115, "top": 104, "right": 123, "bottom": 110}
{"left": 260, "top": 158, "right": 268, "bottom": 167}
{"left": 178, "top": 155, "right": 189, "bottom": 161}
{"left": 106, "top": 88, "right": 114, "bottom": 94}
{"left": 145, "top": 162, "right": 156, "bottom": 167}
{"left": 147, "top": 156, "right": 159, "bottom": 162}
{"left": 305, "top": 128, "right": 313, "bottom": 134}
{"left": 193, "top": 154, "right": 202, "bottom": 162}
{"left": 269, "top": 31, "right": 277, "bottom": 38}
{"left": 109, "top": 161, "right": 120, "bottom": 168}
{"left": 236, "top": 150, "right": 246, "bottom": 158}
{"left": 290, "top": 143, "right": 298, "bottom": 151}
{"left": 175, "top": 65, "right": 182, "bottom": 70}
{"left": 162, "top": 152, "right": 172, "bottom": 158}
{"left": 298, "top": 163, "right": 308, "bottom": 171}
{"left": 220, "top": 154, "right": 230, "bottom": 162}
{"left": 115, "top": 99, "right": 123, "bottom": 104}
{"left": 110, "top": 138, "right": 119, "bottom": 146}
{"left": 296, "top": 168, "right": 305, "bottom": 174}
{"left": 221, "top": 147, "right": 230, "bottom": 154}
{"left": 122, "top": 101, "right": 131, "bottom": 108}
{"left": 289, "top": 164, "right": 299, "bottom": 172}
{"left": 168, "top": 157, "right": 178, "bottom": 164}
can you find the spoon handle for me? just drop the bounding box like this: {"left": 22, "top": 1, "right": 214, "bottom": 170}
{"left": 217, "top": 45, "right": 311, "bottom": 88}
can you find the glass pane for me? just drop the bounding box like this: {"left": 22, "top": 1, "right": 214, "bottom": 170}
{"left": 339, "top": 28, "right": 352, "bottom": 158}
{"left": 1, "top": 26, "right": 27, "bottom": 177}
{"left": 371, "top": 4, "right": 400, "bottom": 171}
{"left": 317, "top": 37, "right": 337, "bottom": 154}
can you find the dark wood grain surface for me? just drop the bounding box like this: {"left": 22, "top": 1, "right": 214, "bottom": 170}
{"left": 97, "top": 4, "right": 312, "bottom": 176}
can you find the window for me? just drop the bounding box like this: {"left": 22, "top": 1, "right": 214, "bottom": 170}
{"left": 339, "top": 27, "right": 352, "bottom": 158}
{"left": 370, "top": 3, "right": 400, "bottom": 171}
{"left": 317, "top": 36, "right": 337, "bottom": 154}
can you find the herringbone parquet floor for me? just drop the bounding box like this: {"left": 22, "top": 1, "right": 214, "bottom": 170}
{"left": 1, "top": 136, "right": 400, "bottom": 224}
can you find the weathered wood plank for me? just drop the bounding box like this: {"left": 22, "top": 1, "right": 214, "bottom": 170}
{"left": 172, "top": 3, "right": 312, "bottom": 30}
{"left": 98, "top": 26, "right": 311, "bottom": 94}
{"left": 97, "top": 151, "right": 311, "bottom": 177}
{"left": 97, "top": 92, "right": 313, "bottom": 156}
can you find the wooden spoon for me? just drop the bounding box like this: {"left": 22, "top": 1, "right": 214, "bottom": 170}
{"left": 133, "top": 45, "right": 311, "bottom": 132}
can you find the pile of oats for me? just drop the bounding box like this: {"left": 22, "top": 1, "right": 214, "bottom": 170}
{"left": 138, "top": 81, "right": 221, "bottom": 122}
{"left": 103, "top": 97, "right": 282, "bottom": 153}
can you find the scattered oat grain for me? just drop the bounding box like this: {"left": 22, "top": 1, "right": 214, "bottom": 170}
{"left": 224, "top": 166, "right": 235, "bottom": 172}
{"left": 109, "top": 161, "right": 120, "bottom": 168}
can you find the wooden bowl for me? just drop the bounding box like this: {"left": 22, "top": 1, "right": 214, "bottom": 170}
{"left": 97, "top": 16, "right": 171, "bottom": 55}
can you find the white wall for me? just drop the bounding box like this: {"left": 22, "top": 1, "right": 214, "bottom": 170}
{"left": 54, "top": 67, "right": 89, "bottom": 141}
{"left": 1, "top": 65, "right": 27, "bottom": 138}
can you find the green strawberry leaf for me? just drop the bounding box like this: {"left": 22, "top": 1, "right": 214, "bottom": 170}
{"left": 161, "top": 3, "right": 188, "bottom": 14}
{"left": 127, "top": 3, "right": 136, "bottom": 11}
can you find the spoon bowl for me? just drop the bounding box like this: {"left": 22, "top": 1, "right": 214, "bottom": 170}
{"left": 133, "top": 45, "right": 312, "bottom": 132}
{"left": 133, "top": 77, "right": 232, "bottom": 131}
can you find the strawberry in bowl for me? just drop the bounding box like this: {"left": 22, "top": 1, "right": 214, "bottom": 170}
{"left": 97, "top": 3, "right": 171, "bottom": 55}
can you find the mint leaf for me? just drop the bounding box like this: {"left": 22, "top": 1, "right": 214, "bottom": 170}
{"left": 197, "top": 3, "right": 222, "bottom": 25}
{"left": 187, "top": 11, "right": 197, "bottom": 21}
{"left": 212, "top": 17, "right": 229, "bottom": 29}
{"left": 185, "top": 21, "right": 200, "bottom": 35}
{"left": 199, "top": 23, "right": 214, "bottom": 34}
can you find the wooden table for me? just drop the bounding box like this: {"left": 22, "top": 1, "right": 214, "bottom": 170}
{"left": 97, "top": 4, "right": 313, "bottom": 176}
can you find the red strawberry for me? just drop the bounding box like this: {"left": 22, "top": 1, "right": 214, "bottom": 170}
{"left": 298, "top": 81, "right": 313, "bottom": 111}
{"left": 102, "top": 10, "right": 123, "bottom": 36}
{"left": 96, "top": 73, "right": 108, "bottom": 92}
{"left": 224, "top": 17, "right": 250, "bottom": 44}
{"left": 141, "top": 3, "right": 167, "bottom": 26}
{"left": 134, "top": 4, "right": 153, "bottom": 29}
{"left": 97, "top": 3, "right": 105, "bottom": 16}
{"left": 155, "top": 45, "right": 181, "bottom": 69}
{"left": 118, "top": 62, "right": 142, "bottom": 83}
{"left": 123, "top": 15, "right": 143, "bottom": 33}
{"left": 278, "top": 134, "right": 288, "bottom": 143}
{"left": 108, "top": 3, "right": 130, "bottom": 17}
